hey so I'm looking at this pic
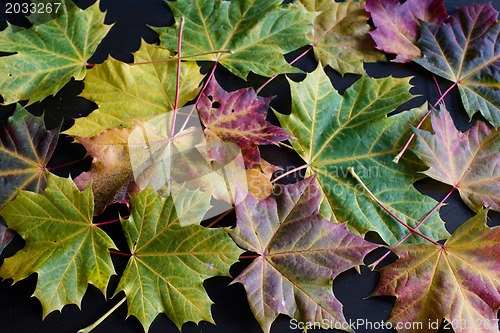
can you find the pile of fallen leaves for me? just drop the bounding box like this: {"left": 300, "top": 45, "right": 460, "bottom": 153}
{"left": 0, "top": 0, "right": 498, "bottom": 332}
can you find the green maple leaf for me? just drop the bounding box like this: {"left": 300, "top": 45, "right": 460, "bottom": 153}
{"left": 0, "top": 0, "right": 110, "bottom": 105}
{"left": 414, "top": 3, "right": 500, "bottom": 128}
{"left": 277, "top": 65, "right": 449, "bottom": 245}
{"left": 0, "top": 105, "right": 59, "bottom": 208}
{"left": 300, "top": 0, "right": 385, "bottom": 75}
{"left": 373, "top": 210, "right": 500, "bottom": 333}
{"left": 155, "top": 0, "right": 315, "bottom": 79}
{"left": 413, "top": 106, "right": 500, "bottom": 212}
{"left": 230, "top": 176, "right": 379, "bottom": 333}
{"left": 0, "top": 175, "right": 117, "bottom": 317}
{"left": 65, "top": 42, "right": 203, "bottom": 137}
{"left": 116, "top": 189, "right": 243, "bottom": 331}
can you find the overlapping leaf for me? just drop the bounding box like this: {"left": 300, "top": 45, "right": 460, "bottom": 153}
{"left": 366, "top": 0, "right": 448, "bottom": 62}
{"left": 277, "top": 66, "right": 449, "bottom": 245}
{"left": 414, "top": 3, "right": 500, "bottom": 128}
{"left": 230, "top": 176, "right": 378, "bottom": 333}
{"left": 74, "top": 127, "right": 139, "bottom": 215}
{"left": 156, "top": 0, "right": 315, "bottom": 79}
{"left": 0, "top": 0, "right": 110, "bottom": 105}
{"left": 373, "top": 210, "right": 500, "bottom": 333}
{"left": 116, "top": 189, "right": 242, "bottom": 331}
{"left": 64, "top": 42, "right": 203, "bottom": 137}
{"left": 0, "top": 175, "right": 117, "bottom": 317}
{"left": 0, "top": 105, "right": 59, "bottom": 208}
{"left": 413, "top": 106, "right": 499, "bottom": 212}
{"left": 197, "top": 78, "right": 291, "bottom": 167}
{"left": 300, "top": 0, "right": 385, "bottom": 75}
{"left": 0, "top": 219, "right": 13, "bottom": 255}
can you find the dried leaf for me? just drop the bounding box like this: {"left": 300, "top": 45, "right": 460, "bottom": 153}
{"left": 74, "top": 127, "right": 140, "bottom": 215}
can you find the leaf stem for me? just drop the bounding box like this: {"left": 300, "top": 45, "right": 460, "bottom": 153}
{"left": 271, "top": 164, "right": 308, "bottom": 183}
{"left": 240, "top": 255, "right": 260, "bottom": 259}
{"left": 129, "top": 51, "right": 234, "bottom": 66}
{"left": 393, "top": 81, "right": 458, "bottom": 163}
{"left": 77, "top": 296, "right": 127, "bottom": 333}
{"left": 432, "top": 75, "right": 446, "bottom": 108}
{"left": 206, "top": 207, "right": 235, "bottom": 228}
{"left": 46, "top": 156, "right": 90, "bottom": 171}
{"left": 348, "top": 167, "right": 442, "bottom": 247}
{"left": 109, "top": 250, "right": 132, "bottom": 257}
{"left": 256, "top": 46, "right": 313, "bottom": 94}
{"left": 93, "top": 217, "right": 128, "bottom": 227}
{"left": 170, "top": 16, "right": 185, "bottom": 138}
{"left": 278, "top": 142, "right": 295, "bottom": 150}
{"left": 369, "top": 186, "right": 456, "bottom": 270}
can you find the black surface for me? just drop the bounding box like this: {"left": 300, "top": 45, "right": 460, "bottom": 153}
{"left": 0, "top": 0, "right": 499, "bottom": 332}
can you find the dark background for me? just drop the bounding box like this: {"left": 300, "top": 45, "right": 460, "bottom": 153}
{"left": 0, "top": 0, "right": 499, "bottom": 332}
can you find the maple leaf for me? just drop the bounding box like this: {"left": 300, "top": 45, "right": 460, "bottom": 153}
{"left": 230, "top": 176, "right": 379, "bottom": 333}
{"left": 414, "top": 3, "right": 500, "bottom": 128}
{"left": 155, "top": 0, "right": 315, "bottom": 79}
{"left": 0, "top": 105, "right": 59, "bottom": 208}
{"left": 413, "top": 106, "right": 500, "bottom": 212}
{"left": 115, "top": 189, "right": 243, "bottom": 331}
{"left": 300, "top": 0, "right": 385, "bottom": 75}
{"left": 373, "top": 209, "right": 500, "bottom": 333}
{"left": 74, "top": 127, "right": 140, "bottom": 215}
{"left": 127, "top": 110, "right": 245, "bottom": 223}
{"left": 197, "top": 77, "right": 292, "bottom": 168}
{"left": 0, "top": 175, "right": 117, "bottom": 317}
{"left": 365, "top": 0, "right": 448, "bottom": 63}
{"left": 64, "top": 42, "right": 203, "bottom": 138}
{"left": 246, "top": 159, "right": 280, "bottom": 200}
{"left": 276, "top": 65, "right": 449, "bottom": 245}
{"left": 0, "top": 0, "right": 110, "bottom": 105}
